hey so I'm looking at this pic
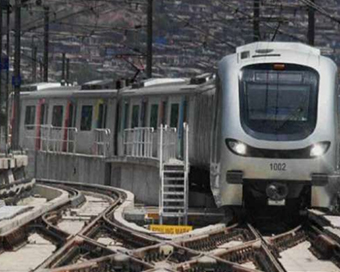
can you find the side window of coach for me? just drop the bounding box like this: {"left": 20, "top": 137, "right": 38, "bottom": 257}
{"left": 170, "top": 103, "right": 179, "bottom": 128}
{"left": 24, "top": 105, "right": 36, "bottom": 129}
{"left": 80, "top": 105, "right": 93, "bottom": 131}
{"left": 52, "top": 105, "right": 63, "bottom": 127}
{"left": 131, "top": 105, "right": 140, "bottom": 128}
{"left": 150, "top": 104, "right": 158, "bottom": 129}
{"left": 97, "top": 103, "right": 107, "bottom": 129}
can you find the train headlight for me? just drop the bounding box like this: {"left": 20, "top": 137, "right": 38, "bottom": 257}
{"left": 227, "top": 140, "right": 247, "bottom": 156}
{"left": 310, "top": 142, "right": 330, "bottom": 157}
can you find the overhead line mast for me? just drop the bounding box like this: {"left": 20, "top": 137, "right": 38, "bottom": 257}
{"left": 307, "top": 0, "right": 315, "bottom": 45}
{"left": 12, "top": 0, "right": 22, "bottom": 150}
{"left": 253, "top": 0, "right": 260, "bottom": 41}
{"left": 146, "top": 0, "right": 153, "bottom": 78}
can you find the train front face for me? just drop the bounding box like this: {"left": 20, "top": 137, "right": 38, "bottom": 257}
{"left": 211, "top": 42, "right": 339, "bottom": 210}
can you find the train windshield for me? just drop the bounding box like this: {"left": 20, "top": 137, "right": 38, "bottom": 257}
{"left": 239, "top": 64, "right": 319, "bottom": 141}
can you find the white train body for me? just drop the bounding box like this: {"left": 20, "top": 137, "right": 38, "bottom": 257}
{"left": 211, "top": 42, "right": 339, "bottom": 209}
{"left": 16, "top": 42, "right": 339, "bottom": 210}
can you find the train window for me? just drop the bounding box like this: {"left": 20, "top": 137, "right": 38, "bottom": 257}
{"left": 52, "top": 105, "right": 63, "bottom": 127}
{"left": 40, "top": 104, "right": 47, "bottom": 125}
{"left": 80, "top": 105, "right": 93, "bottom": 131}
{"left": 240, "top": 63, "right": 319, "bottom": 141}
{"left": 123, "top": 102, "right": 130, "bottom": 129}
{"left": 68, "top": 103, "right": 74, "bottom": 127}
{"left": 141, "top": 101, "right": 147, "bottom": 127}
{"left": 97, "top": 103, "right": 107, "bottom": 129}
{"left": 170, "top": 103, "right": 179, "bottom": 128}
{"left": 24, "top": 106, "right": 36, "bottom": 129}
{"left": 131, "top": 105, "right": 140, "bottom": 128}
{"left": 150, "top": 104, "right": 158, "bottom": 129}
{"left": 161, "top": 101, "right": 167, "bottom": 125}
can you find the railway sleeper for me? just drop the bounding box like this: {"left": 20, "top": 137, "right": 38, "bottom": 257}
{"left": 311, "top": 234, "right": 337, "bottom": 260}
{"left": 1, "top": 227, "right": 27, "bottom": 251}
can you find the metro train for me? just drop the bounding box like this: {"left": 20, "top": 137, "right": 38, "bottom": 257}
{"left": 17, "top": 42, "right": 339, "bottom": 213}
{"left": 212, "top": 42, "right": 339, "bottom": 216}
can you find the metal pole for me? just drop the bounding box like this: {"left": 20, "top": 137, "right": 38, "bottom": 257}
{"left": 146, "top": 0, "right": 153, "bottom": 78}
{"left": 43, "top": 6, "right": 49, "bottom": 82}
{"left": 66, "top": 58, "right": 70, "bottom": 86}
{"left": 40, "top": 61, "right": 43, "bottom": 81}
{"left": 32, "top": 40, "right": 37, "bottom": 83}
{"left": 5, "top": 5, "right": 10, "bottom": 145}
{"left": 61, "top": 52, "right": 65, "bottom": 86}
{"left": 12, "top": 0, "right": 21, "bottom": 150}
{"left": 0, "top": 2, "right": 3, "bottom": 115}
{"left": 253, "top": 0, "right": 260, "bottom": 41}
{"left": 308, "top": 0, "right": 315, "bottom": 46}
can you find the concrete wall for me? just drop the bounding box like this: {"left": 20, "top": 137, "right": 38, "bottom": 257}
{"left": 108, "top": 157, "right": 159, "bottom": 205}
{"left": 26, "top": 151, "right": 160, "bottom": 205}
{"left": 27, "top": 151, "right": 107, "bottom": 186}
{"left": 26, "top": 152, "right": 215, "bottom": 207}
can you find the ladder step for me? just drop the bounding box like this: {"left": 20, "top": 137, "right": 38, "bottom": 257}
{"left": 162, "top": 206, "right": 185, "bottom": 209}
{"left": 164, "top": 177, "right": 184, "bottom": 181}
{"left": 163, "top": 170, "right": 185, "bottom": 174}
{"left": 163, "top": 192, "right": 185, "bottom": 196}
{"left": 163, "top": 199, "right": 185, "bottom": 202}
{"left": 164, "top": 185, "right": 185, "bottom": 188}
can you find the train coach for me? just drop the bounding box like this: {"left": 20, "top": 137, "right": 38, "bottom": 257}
{"left": 16, "top": 41, "right": 340, "bottom": 214}
{"left": 211, "top": 42, "right": 340, "bottom": 214}
{"left": 17, "top": 76, "right": 215, "bottom": 190}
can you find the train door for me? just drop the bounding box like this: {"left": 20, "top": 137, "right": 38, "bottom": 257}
{"left": 131, "top": 101, "right": 140, "bottom": 128}
{"left": 147, "top": 98, "right": 160, "bottom": 157}
{"left": 97, "top": 101, "right": 107, "bottom": 129}
{"left": 160, "top": 99, "right": 168, "bottom": 126}
{"left": 168, "top": 97, "right": 181, "bottom": 129}
{"left": 77, "top": 99, "right": 95, "bottom": 153}
{"left": 178, "top": 98, "right": 188, "bottom": 158}
{"left": 120, "top": 99, "right": 130, "bottom": 156}
{"left": 167, "top": 96, "right": 181, "bottom": 159}
{"left": 22, "top": 102, "right": 36, "bottom": 150}
{"left": 36, "top": 99, "right": 47, "bottom": 150}
{"left": 62, "top": 101, "right": 77, "bottom": 152}
{"left": 140, "top": 99, "right": 148, "bottom": 127}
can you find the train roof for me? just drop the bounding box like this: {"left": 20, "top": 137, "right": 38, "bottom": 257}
{"left": 20, "top": 82, "right": 62, "bottom": 92}
{"left": 236, "top": 42, "right": 321, "bottom": 57}
{"left": 20, "top": 85, "right": 118, "bottom": 99}
{"left": 20, "top": 75, "right": 215, "bottom": 100}
{"left": 122, "top": 75, "right": 215, "bottom": 97}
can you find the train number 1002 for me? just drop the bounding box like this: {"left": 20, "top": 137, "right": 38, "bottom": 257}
{"left": 270, "top": 163, "right": 286, "bottom": 171}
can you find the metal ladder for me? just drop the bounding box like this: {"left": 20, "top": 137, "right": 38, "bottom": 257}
{"left": 160, "top": 160, "right": 188, "bottom": 225}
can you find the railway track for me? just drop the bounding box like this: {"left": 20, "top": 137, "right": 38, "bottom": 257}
{"left": 2, "top": 180, "right": 340, "bottom": 271}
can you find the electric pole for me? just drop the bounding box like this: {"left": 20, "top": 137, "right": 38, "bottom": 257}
{"left": 12, "top": 0, "right": 21, "bottom": 150}
{"left": 61, "top": 53, "right": 65, "bottom": 86}
{"left": 5, "top": 5, "right": 10, "bottom": 145}
{"left": 308, "top": 0, "right": 315, "bottom": 46}
{"left": 43, "top": 6, "right": 49, "bottom": 82}
{"left": 32, "top": 46, "right": 37, "bottom": 83}
{"left": 66, "top": 58, "right": 70, "bottom": 86}
{"left": 40, "top": 61, "right": 43, "bottom": 81}
{"left": 146, "top": 0, "right": 153, "bottom": 78}
{"left": 253, "top": 0, "right": 260, "bottom": 41}
{"left": 0, "top": 1, "right": 3, "bottom": 115}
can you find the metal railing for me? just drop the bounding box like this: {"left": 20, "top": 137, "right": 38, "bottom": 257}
{"left": 123, "top": 127, "right": 155, "bottom": 158}
{"left": 93, "top": 129, "right": 111, "bottom": 157}
{"left": 159, "top": 124, "right": 178, "bottom": 176}
{"left": 24, "top": 125, "right": 77, "bottom": 153}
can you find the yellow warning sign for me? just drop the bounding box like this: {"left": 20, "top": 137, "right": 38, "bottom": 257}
{"left": 150, "top": 224, "right": 193, "bottom": 234}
